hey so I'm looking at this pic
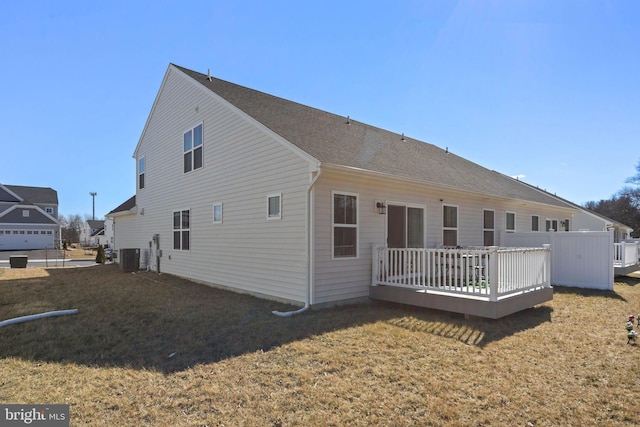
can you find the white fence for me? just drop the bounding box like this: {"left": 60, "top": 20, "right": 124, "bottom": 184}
{"left": 372, "top": 245, "right": 551, "bottom": 301}
{"left": 614, "top": 241, "right": 640, "bottom": 268}
{"left": 501, "top": 231, "right": 614, "bottom": 290}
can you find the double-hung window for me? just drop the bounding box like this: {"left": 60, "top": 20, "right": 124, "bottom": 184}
{"left": 333, "top": 192, "right": 358, "bottom": 258}
{"left": 173, "top": 210, "right": 190, "bottom": 250}
{"left": 443, "top": 205, "right": 458, "bottom": 246}
{"left": 483, "top": 209, "right": 494, "bottom": 246}
{"left": 506, "top": 212, "right": 516, "bottom": 233}
{"left": 183, "top": 123, "right": 203, "bottom": 173}
{"left": 138, "top": 157, "right": 145, "bottom": 189}
{"left": 531, "top": 215, "right": 539, "bottom": 231}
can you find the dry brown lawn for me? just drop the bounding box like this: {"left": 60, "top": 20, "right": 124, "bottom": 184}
{"left": 1, "top": 265, "right": 639, "bottom": 426}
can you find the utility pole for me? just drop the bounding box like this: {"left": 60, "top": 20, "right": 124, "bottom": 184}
{"left": 90, "top": 192, "right": 97, "bottom": 220}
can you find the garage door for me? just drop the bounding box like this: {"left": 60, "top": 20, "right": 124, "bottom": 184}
{"left": 0, "top": 230, "right": 55, "bottom": 250}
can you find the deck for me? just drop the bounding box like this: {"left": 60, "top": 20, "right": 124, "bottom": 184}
{"left": 369, "top": 246, "right": 553, "bottom": 319}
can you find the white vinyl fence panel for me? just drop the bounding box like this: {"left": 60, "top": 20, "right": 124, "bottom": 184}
{"left": 501, "top": 231, "right": 614, "bottom": 291}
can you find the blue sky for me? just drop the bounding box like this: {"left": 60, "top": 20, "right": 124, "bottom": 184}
{"left": 1, "top": 1, "right": 638, "bottom": 218}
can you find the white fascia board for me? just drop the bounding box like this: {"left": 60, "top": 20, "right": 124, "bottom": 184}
{"left": 133, "top": 65, "right": 174, "bottom": 159}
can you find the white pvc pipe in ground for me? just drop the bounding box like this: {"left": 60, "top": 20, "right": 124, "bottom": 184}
{"left": 0, "top": 309, "right": 79, "bottom": 328}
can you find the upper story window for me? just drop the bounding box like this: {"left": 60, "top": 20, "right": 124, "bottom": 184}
{"left": 45, "top": 207, "right": 54, "bottom": 215}
{"left": 183, "top": 123, "right": 203, "bottom": 173}
{"left": 333, "top": 192, "right": 358, "bottom": 258}
{"left": 138, "top": 157, "right": 145, "bottom": 189}
{"left": 443, "top": 205, "right": 458, "bottom": 246}
{"left": 506, "top": 212, "right": 516, "bottom": 233}
{"left": 267, "top": 193, "right": 282, "bottom": 220}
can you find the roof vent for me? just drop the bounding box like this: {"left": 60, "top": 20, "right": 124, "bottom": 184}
{"left": 345, "top": 115, "right": 351, "bottom": 125}
{"left": 207, "top": 69, "right": 212, "bottom": 81}
{"left": 401, "top": 133, "right": 406, "bottom": 142}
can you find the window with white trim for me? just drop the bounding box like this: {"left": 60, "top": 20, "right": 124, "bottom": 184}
{"left": 483, "top": 209, "right": 494, "bottom": 246}
{"left": 173, "top": 210, "right": 190, "bottom": 250}
{"left": 267, "top": 194, "right": 282, "bottom": 220}
{"left": 45, "top": 207, "right": 54, "bottom": 214}
{"left": 138, "top": 157, "right": 145, "bottom": 189}
{"left": 443, "top": 205, "right": 458, "bottom": 246}
{"left": 213, "top": 203, "right": 223, "bottom": 224}
{"left": 333, "top": 192, "right": 358, "bottom": 258}
{"left": 531, "top": 215, "right": 539, "bottom": 231}
{"left": 506, "top": 212, "right": 516, "bottom": 233}
{"left": 546, "top": 219, "right": 558, "bottom": 232}
{"left": 183, "top": 123, "right": 203, "bottom": 173}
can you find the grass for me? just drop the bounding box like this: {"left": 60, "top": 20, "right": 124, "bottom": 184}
{"left": 1, "top": 265, "right": 640, "bottom": 426}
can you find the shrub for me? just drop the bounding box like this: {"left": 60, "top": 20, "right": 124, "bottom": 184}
{"left": 95, "top": 244, "right": 106, "bottom": 264}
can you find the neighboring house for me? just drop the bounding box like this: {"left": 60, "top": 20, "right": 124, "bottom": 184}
{"left": 108, "top": 63, "right": 583, "bottom": 314}
{"left": 80, "top": 220, "right": 104, "bottom": 246}
{"left": 517, "top": 180, "right": 634, "bottom": 241}
{"left": 0, "top": 184, "right": 60, "bottom": 250}
{"left": 573, "top": 209, "right": 633, "bottom": 242}
{"left": 101, "top": 218, "right": 115, "bottom": 248}
{"left": 106, "top": 196, "right": 136, "bottom": 255}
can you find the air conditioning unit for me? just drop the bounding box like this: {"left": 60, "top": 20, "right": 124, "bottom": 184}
{"left": 119, "top": 248, "right": 140, "bottom": 272}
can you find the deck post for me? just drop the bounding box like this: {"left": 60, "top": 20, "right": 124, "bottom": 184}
{"left": 488, "top": 246, "right": 499, "bottom": 302}
{"left": 543, "top": 244, "right": 551, "bottom": 287}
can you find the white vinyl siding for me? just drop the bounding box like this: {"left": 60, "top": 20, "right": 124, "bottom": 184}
{"left": 130, "top": 67, "right": 310, "bottom": 303}
{"left": 312, "top": 169, "right": 576, "bottom": 305}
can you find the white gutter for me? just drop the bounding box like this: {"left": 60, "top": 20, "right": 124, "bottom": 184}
{"left": 273, "top": 165, "right": 322, "bottom": 317}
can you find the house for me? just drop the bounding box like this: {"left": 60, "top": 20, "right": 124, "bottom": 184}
{"left": 101, "top": 218, "right": 115, "bottom": 248}
{"left": 79, "top": 220, "right": 104, "bottom": 247}
{"left": 0, "top": 184, "right": 60, "bottom": 250}
{"left": 110, "top": 64, "right": 583, "bottom": 317}
{"left": 573, "top": 209, "right": 633, "bottom": 242}
{"left": 106, "top": 196, "right": 136, "bottom": 258}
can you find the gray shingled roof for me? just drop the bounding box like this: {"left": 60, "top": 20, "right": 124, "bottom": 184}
{"left": 107, "top": 195, "right": 136, "bottom": 215}
{"left": 174, "top": 65, "right": 574, "bottom": 209}
{"left": 3, "top": 184, "right": 58, "bottom": 204}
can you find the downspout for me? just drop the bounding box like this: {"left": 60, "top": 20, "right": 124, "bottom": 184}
{"left": 273, "top": 165, "right": 322, "bottom": 317}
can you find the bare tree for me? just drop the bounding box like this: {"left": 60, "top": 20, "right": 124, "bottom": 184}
{"left": 60, "top": 214, "right": 84, "bottom": 244}
{"left": 585, "top": 159, "right": 640, "bottom": 238}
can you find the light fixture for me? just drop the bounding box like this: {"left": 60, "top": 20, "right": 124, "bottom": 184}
{"left": 376, "top": 201, "right": 387, "bottom": 215}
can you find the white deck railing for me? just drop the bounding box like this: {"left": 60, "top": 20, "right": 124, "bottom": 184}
{"left": 614, "top": 241, "right": 640, "bottom": 267}
{"left": 372, "top": 245, "right": 551, "bottom": 301}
